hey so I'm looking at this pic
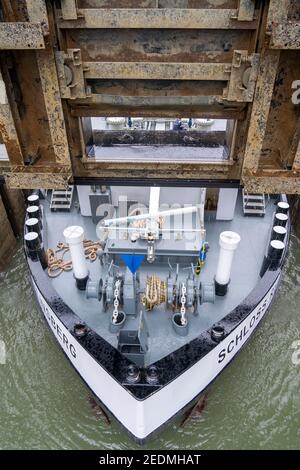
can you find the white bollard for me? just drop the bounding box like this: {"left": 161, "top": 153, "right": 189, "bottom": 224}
{"left": 63, "top": 225, "right": 89, "bottom": 290}
{"left": 215, "top": 231, "right": 241, "bottom": 296}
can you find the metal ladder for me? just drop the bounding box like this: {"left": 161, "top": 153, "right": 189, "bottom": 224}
{"left": 242, "top": 189, "right": 266, "bottom": 216}
{"left": 50, "top": 186, "right": 74, "bottom": 211}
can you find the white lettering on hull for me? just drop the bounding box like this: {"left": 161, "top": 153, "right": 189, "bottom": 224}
{"left": 31, "top": 275, "right": 279, "bottom": 440}
{"left": 37, "top": 291, "right": 77, "bottom": 358}
{"left": 217, "top": 279, "right": 278, "bottom": 364}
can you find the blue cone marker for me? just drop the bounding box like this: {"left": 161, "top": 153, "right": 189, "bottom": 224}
{"left": 120, "top": 254, "right": 145, "bottom": 274}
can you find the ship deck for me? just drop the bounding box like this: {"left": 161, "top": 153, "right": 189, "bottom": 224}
{"left": 88, "top": 117, "right": 229, "bottom": 163}
{"left": 41, "top": 191, "right": 275, "bottom": 366}
{"left": 89, "top": 144, "right": 228, "bottom": 163}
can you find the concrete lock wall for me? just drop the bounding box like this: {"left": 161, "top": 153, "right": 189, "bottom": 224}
{"left": 4, "top": 188, "right": 26, "bottom": 235}
{"left": 289, "top": 196, "right": 300, "bottom": 240}
{"left": 0, "top": 186, "right": 25, "bottom": 272}
{"left": 0, "top": 194, "right": 17, "bottom": 272}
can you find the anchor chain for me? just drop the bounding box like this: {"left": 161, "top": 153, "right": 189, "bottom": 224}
{"left": 112, "top": 280, "right": 121, "bottom": 324}
{"left": 180, "top": 283, "right": 187, "bottom": 326}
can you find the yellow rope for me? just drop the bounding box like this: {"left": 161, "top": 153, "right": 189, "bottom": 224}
{"left": 47, "top": 239, "right": 101, "bottom": 278}
{"left": 143, "top": 275, "right": 166, "bottom": 310}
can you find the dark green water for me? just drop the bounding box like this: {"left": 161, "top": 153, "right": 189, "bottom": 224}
{"left": 1, "top": 236, "right": 300, "bottom": 450}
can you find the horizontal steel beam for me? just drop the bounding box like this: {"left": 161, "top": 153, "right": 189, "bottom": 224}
{"left": 73, "top": 94, "right": 221, "bottom": 107}
{"left": 70, "top": 106, "right": 245, "bottom": 120}
{"left": 243, "top": 175, "right": 300, "bottom": 194}
{"left": 84, "top": 62, "right": 230, "bottom": 81}
{"left": 0, "top": 23, "right": 45, "bottom": 50}
{"left": 270, "top": 22, "right": 300, "bottom": 49}
{"left": 58, "top": 8, "right": 259, "bottom": 29}
{"left": 76, "top": 161, "right": 233, "bottom": 185}
{"left": 4, "top": 171, "right": 72, "bottom": 189}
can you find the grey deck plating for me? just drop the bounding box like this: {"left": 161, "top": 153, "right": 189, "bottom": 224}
{"left": 42, "top": 192, "right": 274, "bottom": 366}
{"left": 88, "top": 117, "right": 229, "bottom": 163}
{"left": 89, "top": 144, "right": 228, "bottom": 162}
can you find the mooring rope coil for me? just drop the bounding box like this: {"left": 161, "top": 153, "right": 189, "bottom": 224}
{"left": 47, "top": 239, "right": 101, "bottom": 278}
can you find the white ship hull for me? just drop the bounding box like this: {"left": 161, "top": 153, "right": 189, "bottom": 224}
{"left": 32, "top": 274, "right": 280, "bottom": 442}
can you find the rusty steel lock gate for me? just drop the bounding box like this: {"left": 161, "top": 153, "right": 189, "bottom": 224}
{"left": 0, "top": 1, "right": 299, "bottom": 193}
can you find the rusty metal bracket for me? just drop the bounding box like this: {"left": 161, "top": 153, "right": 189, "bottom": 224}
{"left": 236, "top": 0, "right": 256, "bottom": 22}
{"left": 61, "top": 0, "right": 78, "bottom": 21}
{"left": 56, "top": 49, "right": 90, "bottom": 99}
{"left": 223, "top": 51, "right": 260, "bottom": 103}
